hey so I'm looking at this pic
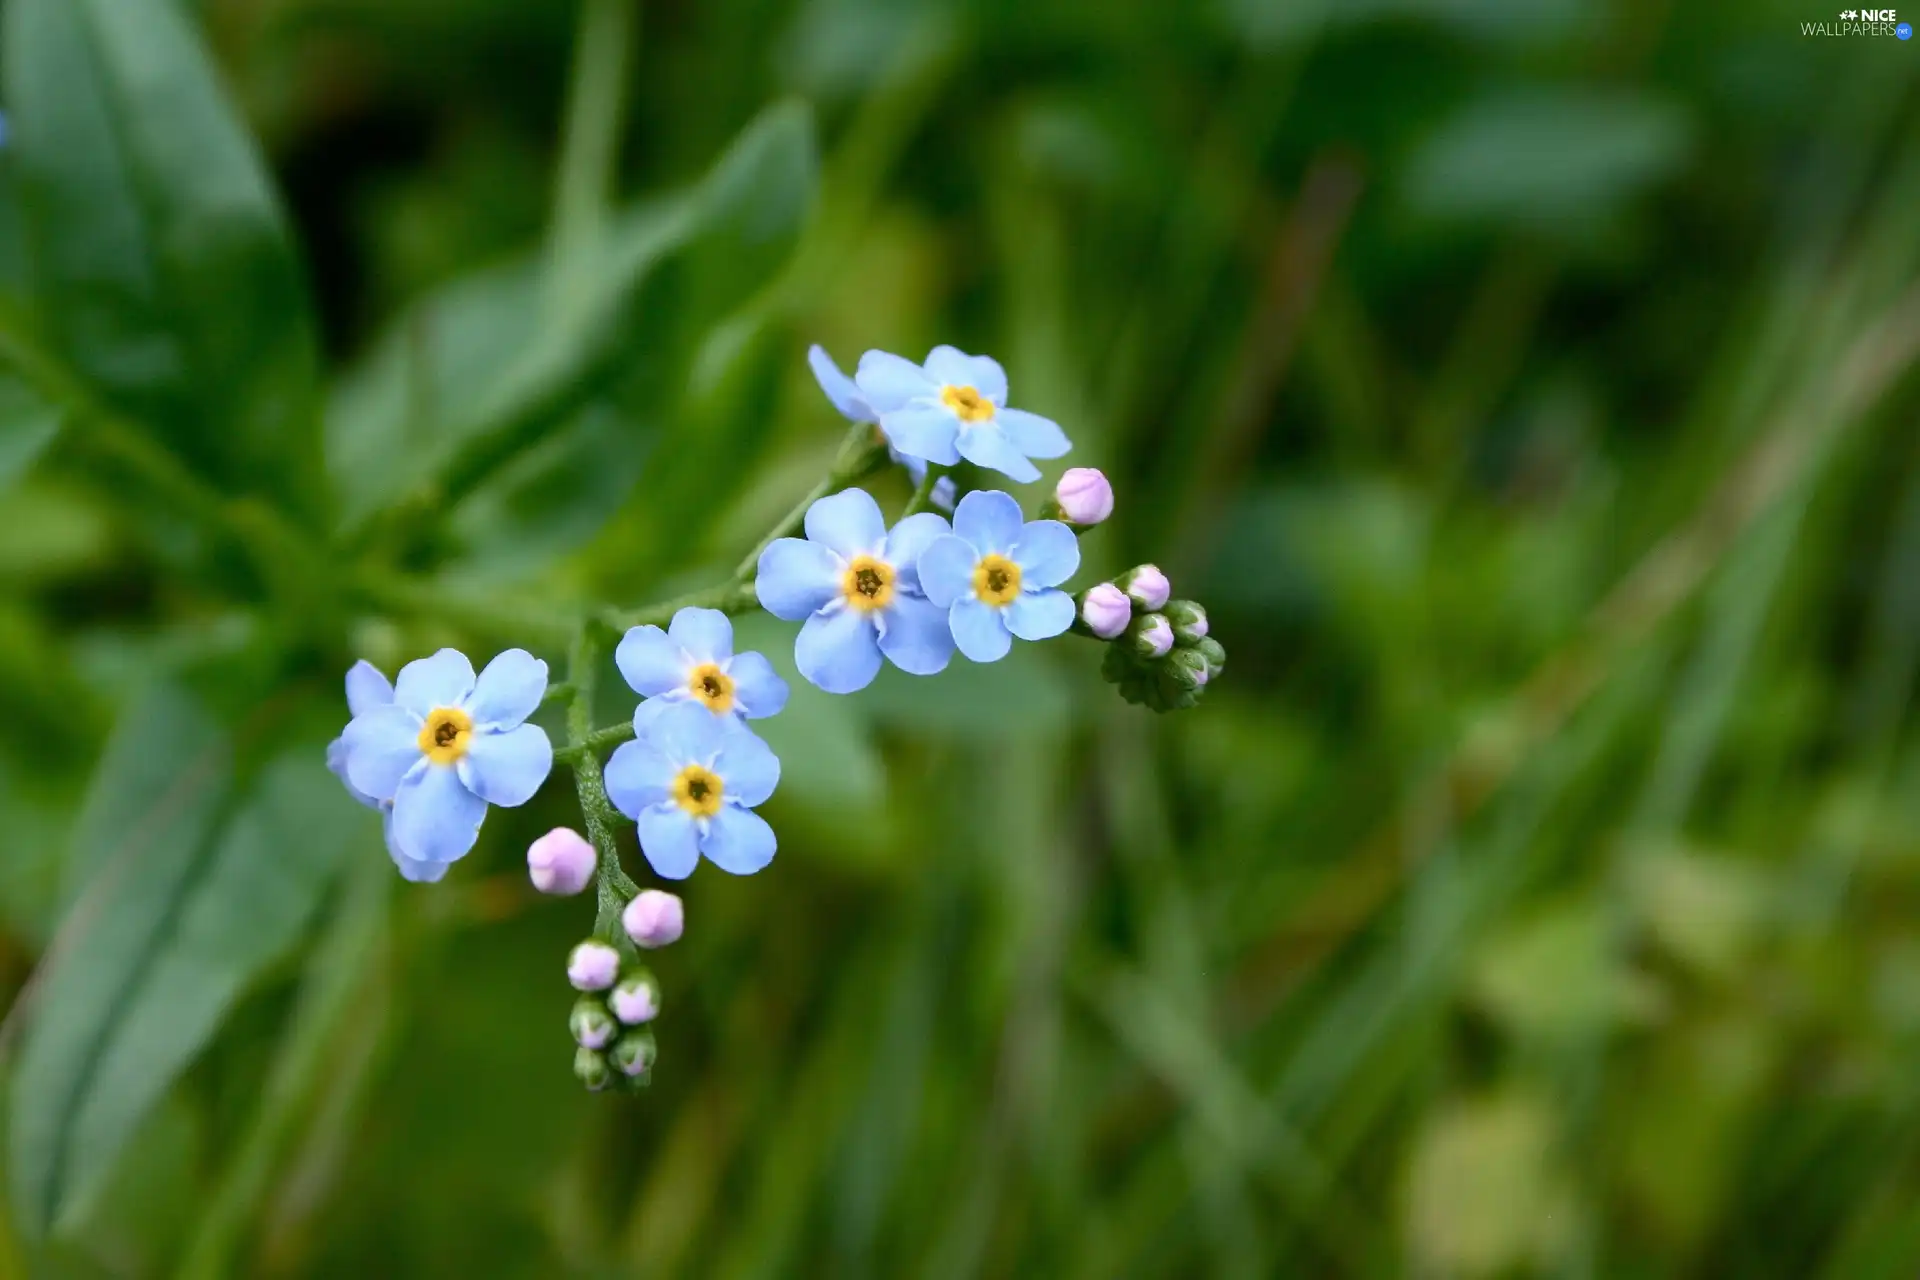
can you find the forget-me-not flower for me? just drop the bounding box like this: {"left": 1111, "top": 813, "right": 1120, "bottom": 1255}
{"left": 809, "top": 344, "right": 955, "bottom": 510}
{"left": 327, "top": 661, "right": 448, "bottom": 883}
{"left": 604, "top": 702, "right": 780, "bottom": 879}
{"left": 341, "top": 648, "right": 553, "bottom": 875}
{"left": 917, "top": 489, "right": 1081, "bottom": 663}
{"left": 853, "top": 345, "right": 1070, "bottom": 484}
{"left": 755, "top": 487, "right": 954, "bottom": 693}
{"left": 617, "top": 607, "right": 790, "bottom": 731}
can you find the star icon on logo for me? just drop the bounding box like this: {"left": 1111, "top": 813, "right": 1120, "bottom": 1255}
{"left": 1841, "top": 7, "right": 1858, "bottom": 15}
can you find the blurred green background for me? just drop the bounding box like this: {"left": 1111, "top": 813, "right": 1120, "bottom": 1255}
{"left": 2, "top": 0, "right": 1920, "bottom": 1275}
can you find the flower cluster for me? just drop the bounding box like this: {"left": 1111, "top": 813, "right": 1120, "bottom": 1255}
{"left": 1081, "top": 567, "right": 1226, "bottom": 711}
{"left": 563, "top": 888, "right": 681, "bottom": 1091}
{"left": 327, "top": 342, "right": 1222, "bottom": 1093}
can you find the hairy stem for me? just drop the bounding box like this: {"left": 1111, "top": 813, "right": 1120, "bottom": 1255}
{"left": 565, "top": 626, "right": 638, "bottom": 938}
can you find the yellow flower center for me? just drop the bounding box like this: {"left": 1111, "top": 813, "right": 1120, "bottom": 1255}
{"left": 841, "top": 554, "right": 896, "bottom": 613}
{"left": 972, "top": 553, "right": 1022, "bottom": 607}
{"left": 672, "top": 764, "right": 724, "bottom": 817}
{"left": 416, "top": 706, "right": 474, "bottom": 765}
{"left": 941, "top": 384, "right": 995, "bottom": 424}
{"left": 687, "top": 662, "right": 735, "bottom": 714}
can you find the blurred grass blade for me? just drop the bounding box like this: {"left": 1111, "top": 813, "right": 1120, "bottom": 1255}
{"left": 7, "top": 696, "right": 359, "bottom": 1237}
{"left": 328, "top": 100, "right": 818, "bottom": 533}
{"left": 0, "top": 0, "right": 324, "bottom": 523}
{"left": 0, "top": 372, "right": 58, "bottom": 490}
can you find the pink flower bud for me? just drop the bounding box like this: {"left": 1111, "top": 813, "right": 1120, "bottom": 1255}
{"left": 528, "top": 828, "right": 596, "bottom": 895}
{"left": 567, "top": 940, "right": 621, "bottom": 991}
{"left": 1132, "top": 615, "right": 1174, "bottom": 659}
{"left": 622, "top": 889, "right": 684, "bottom": 949}
{"left": 1054, "top": 468, "right": 1114, "bottom": 525}
{"left": 1123, "top": 564, "right": 1171, "bottom": 611}
{"left": 1080, "top": 583, "right": 1132, "bottom": 639}
{"left": 610, "top": 972, "right": 661, "bottom": 1024}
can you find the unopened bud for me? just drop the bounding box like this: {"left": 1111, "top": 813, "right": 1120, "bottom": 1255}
{"left": 570, "top": 996, "right": 617, "bottom": 1050}
{"left": 1165, "top": 647, "right": 1210, "bottom": 692}
{"left": 575, "top": 1046, "right": 612, "bottom": 1091}
{"left": 1053, "top": 468, "right": 1114, "bottom": 526}
{"left": 1079, "top": 583, "right": 1133, "bottom": 639}
{"left": 622, "top": 889, "right": 684, "bottom": 948}
{"left": 1194, "top": 636, "right": 1226, "bottom": 675}
{"left": 1120, "top": 564, "right": 1171, "bottom": 611}
{"left": 610, "top": 971, "right": 661, "bottom": 1025}
{"left": 610, "top": 1028, "right": 658, "bottom": 1079}
{"left": 567, "top": 940, "right": 621, "bottom": 992}
{"left": 1164, "top": 600, "right": 1208, "bottom": 644}
{"left": 1129, "top": 614, "right": 1175, "bottom": 660}
{"left": 528, "top": 827, "right": 596, "bottom": 895}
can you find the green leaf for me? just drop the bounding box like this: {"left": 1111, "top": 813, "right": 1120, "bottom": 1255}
{"left": 327, "top": 100, "right": 818, "bottom": 533}
{"left": 2, "top": 0, "right": 323, "bottom": 520}
{"left": 0, "top": 371, "right": 59, "bottom": 489}
{"left": 8, "top": 691, "right": 361, "bottom": 1236}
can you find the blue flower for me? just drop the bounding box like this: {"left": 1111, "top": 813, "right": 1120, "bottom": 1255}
{"left": 852, "top": 344, "right": 1070, "bottom": 484}
{"left": 326, "top": 661, "right": 448, "bottom": 883}
{"left": 916, "top": 489, "right": 1081, "bottom": 663}
{"left": 755, "top": 487, "right": 955, "bottom": 693}
{"left": 604, "top": 702, "right": 780, "bottom": 879}
{"left": 340, "top": 648, "right": 554, "bottom": 877}
{"left": 809, "top": 344, "right": 955, "bottom": 511}
{"left": 617, "top": 607, "right": 790, "bottom": 731}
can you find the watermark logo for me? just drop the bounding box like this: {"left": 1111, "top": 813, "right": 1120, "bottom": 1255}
{"left": 1803, "top": 6, "right": 1907, "bottom": 33}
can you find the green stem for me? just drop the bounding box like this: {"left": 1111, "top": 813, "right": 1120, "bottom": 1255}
{"left": 731, "top": 422, "right": 890, "bottom": 579}
{"left": 565, "top": 625, "right": 638, "bottom": 938}
{"left": 554, "top": 720, "right": 636, "bottom": 766}
{"left": 900, "top": 462, "right": 950, "bottom": 519}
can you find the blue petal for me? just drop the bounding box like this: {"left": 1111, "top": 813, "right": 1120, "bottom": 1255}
{"left": 384, "top": 809, "right": 450, "bottom": 883}
{"left": 605, "top": 738, "right": 676, "bottom": 817}
{"left": 951, "top": 489, "right": 1024, "bottom": 554}
{"left": 756, "top": 539, "right": 842, "bottom": 621}
{"left": 393, "top": 649, "right": 476, "bottom": 717}
{"left": 932, "top": 477, "right": 958, "bottom": 511}
{"left": 808, "top": 344, "right": 873, "bottom": 422}
{"left": 457, "top": 723, "right": 552, "bottom": 806}
{"left": 956, "top": 426, "right": 1042, "bottom": 483}
{"left": 1005, "top": 589, "right": 1076, "bottom": 641}
{"left": 915, "top": 534, "right": 976, "bottom": 609}
{"left": 616, "top": 625, "right": 685, "bottom": 696}
{"left": 949, "top": 597, "right": 1013, "bottom": 663}
{"left": 924, "top": 345, "right": 1007, "bottom": 404}
{"left": 726, "top": 651, "right": 789, "bottom": 719}
{"left": 878, "top": 406, "right": 962, "bottom": 466}
{"left": 643, "top": 700, "right": 729, "bottom": 763}
{"left": 637, "top": 804, "right": 700, "bottom": 880}
{"left": 803, "top": 487, "right": 888, "bottom": 558}
{"left": 855, "top": 349, "right": 937, "bottom": 412}
{"left": 390, "top": 762, "right": 486, "bottom": 865}
{"left": 796, "top": 605, "right": 882, "bottom": 694}
{"left": 630, "top": 693, "right": 687, "bottom": 733}
{"left": 327, "top": 736, "right": 381, "bottom": 810}
{"left": 998, "top": 407, "right": 1071, "bottom": 459}
{"left": 700, "top": 807, "right": 777, "bottom": 876}
{"left": 878, "top": 593, "right": 955, "bottom": 675}
{"left": 668, "top": 607, "right": 733, "bottom": 664}
{"left": 463, "top": 649, "right": 547, "bottom": 729}
{"left": 883, "top": 512, "right": 952, "bottom": 595}
{"left": 1010, "top": 519, "right": 1081, "bottom": 588}
{"left": 344, "top": 661, "right": 393, "bottom": 717}
{"left": 343, "top": 705, "right": 422, "bottom": 801}
{"left": 715, "top": 728, "right": 780, "bottom": 807}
